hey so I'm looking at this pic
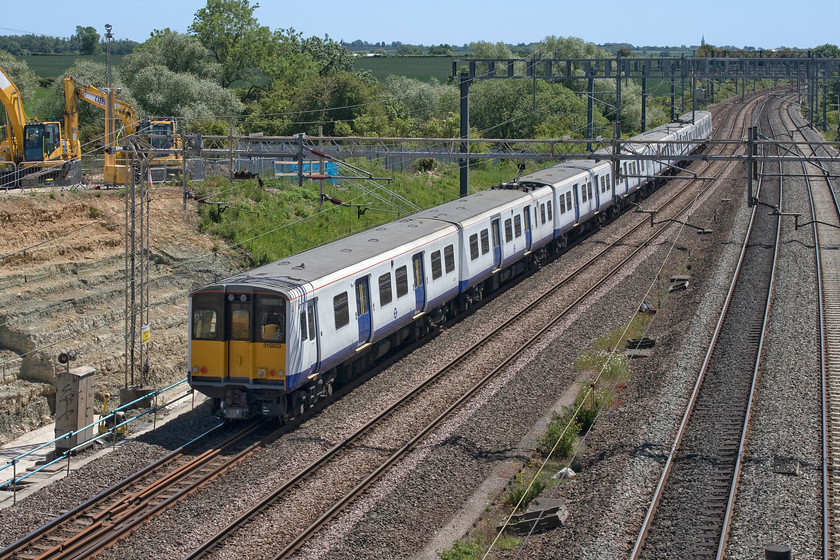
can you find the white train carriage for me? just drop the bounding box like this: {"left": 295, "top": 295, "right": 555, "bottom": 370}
{"left": 189, "top": 216, "right": 462, "bottom": 418}
{"left": 189, "top": 110, "right": 713, "bottom": 419}
{"left": 413, "top": 189, "right": 537, "bottom": 297}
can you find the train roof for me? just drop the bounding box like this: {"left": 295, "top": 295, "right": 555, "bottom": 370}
{"left": 205, "top": 214, "right": 455, "bottom": 293}
{"left": 517, "top": 159, "right": 603, "bottom": 187}
{"left": 411, "top": 188, "right": 531, "bottom": 224}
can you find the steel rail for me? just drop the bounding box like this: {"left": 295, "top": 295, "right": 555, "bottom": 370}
{"left": 629, "top": 92, "right": 775, "bottom": 559}
{"left": 785, "top": 101, "right": 835, "bottom": 560}
{"left": 715, "top": 94, "right": 788, "bottom": 558}
{"left": 1, "top": 421, "right": 274, "bottom": 560}
{"left": 0, "top": 422, "right": 224, "bottom": 560}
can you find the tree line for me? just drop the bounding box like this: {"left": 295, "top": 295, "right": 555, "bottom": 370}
{"left": 0, "top": 29, "right": 137, "bottom": 56}
{"left": 2, "top": 0, "right": 837, "bottom": 151}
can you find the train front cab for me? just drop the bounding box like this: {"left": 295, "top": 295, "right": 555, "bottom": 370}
{"left": 189, "top": 287, "right": 289, "bottom": 418}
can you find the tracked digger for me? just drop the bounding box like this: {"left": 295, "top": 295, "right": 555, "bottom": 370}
{"left": 67, "top": 76, "right": 181, "bottom": 185}
{"left": 1, "top": 65, "right": 81, "bottom": 188}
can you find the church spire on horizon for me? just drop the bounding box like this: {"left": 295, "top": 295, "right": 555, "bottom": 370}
{"left": 701, "top": 35, "right": 706, "bottom": 46}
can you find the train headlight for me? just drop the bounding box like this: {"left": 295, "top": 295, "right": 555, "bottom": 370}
{"left": 257, "top": 368, "right": 266, "bottom": 378}
{"left": 192, "top": 366, "right": 198, "bottom": 374}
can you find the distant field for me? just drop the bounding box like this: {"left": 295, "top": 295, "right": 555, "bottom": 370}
{"left": 21, "top": 52, "right": 450, "bottom": 83}
{"left": 353, "top": 56, "right": 455, "bottom": 82}
{"left": 21, "top": 54, "right": 125, "bottom": 79}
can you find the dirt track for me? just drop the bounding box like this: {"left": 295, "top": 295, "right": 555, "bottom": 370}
{"left": 0, "top": 186, "right": 236, "bottom": 443}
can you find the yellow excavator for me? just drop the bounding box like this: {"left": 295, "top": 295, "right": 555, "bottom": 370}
{"left": 1, "top": 65, "right": 81, "bottom": 188}
{"left": 67, "top": 76, "right": 181, "bottom": 185}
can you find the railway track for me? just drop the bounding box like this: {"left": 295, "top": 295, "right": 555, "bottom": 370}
{"left": 630, "top": 93, "right": 785, "bottom": 559}
{"left": 783, "top": 102, "right": 838, "bottom": 558}
{"left": 0, "top": 420, "right": 284, "bottom": 560}
{"left": 181, "top": 98, "right": 760, "bottom": 560}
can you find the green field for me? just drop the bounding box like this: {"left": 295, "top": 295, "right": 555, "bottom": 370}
{"left": 20, "top": 52, "right": 451, "bottom": 83}
{"left": 20, "top": 54, "right": 125, "bottom": 78}
{"left": 353, "top": 56, "right": 455, "bottom": 82}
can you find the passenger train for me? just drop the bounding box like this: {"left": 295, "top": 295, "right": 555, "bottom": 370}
{"left": 188, "top": 111, "right": 713, "bottom": 420}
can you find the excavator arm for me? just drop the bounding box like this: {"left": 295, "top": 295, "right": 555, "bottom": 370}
{"left": 68, "top": 76, "right": 140, "bottom": 135}
{"left": 0, "top": 65, "right": 28, "bottom": 163}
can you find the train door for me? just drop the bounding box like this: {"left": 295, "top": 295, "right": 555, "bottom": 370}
{"left": 523, "top": 207, "right": 532, "bottom": 251}
{"left": 299, "top": 300, "right": 319, "bottom": 376}
{"left": 355, "top": 277, "right": 372, "bottom": 346}
{"left": 412, "top": 253, "right": 426, "bottom": 314}
{"left": 491, "top": 219, "right": 502, "bottom": 269}
{"left": 228, "top": 295, "right": 252, "bottom": 381}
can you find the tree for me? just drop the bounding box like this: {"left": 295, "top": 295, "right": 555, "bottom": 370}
{"left": 814, "top": 43, "right": 840, "bottom": 58}
{"left": 428, "top": 44, "right": 454, "bottom": 56}
{"left": 74, "top": 26, "right": 101, "bottom": 55}
{"left": 120, "top": 30, "right": 241, "bottom": 120}
{"left": 0, "top": 50, "right": 37, "bottom": 103}
{"left": 300, "top": 34, "right": 354, "bottom": 76}
{"left": 189, "top": 0, "right": 269, "bottom": 87}
{"left": 396, "top": 44, "right": 424, "bottom": 55}
{"left": 469, "top": 41, "right": 512, "bottom": 59}
{"left": 122, "top": 29, "right": 221, "bottom": 80}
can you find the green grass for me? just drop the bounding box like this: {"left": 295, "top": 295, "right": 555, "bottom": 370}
{"left": 353, "top": 56, "right": 455, "bottom": 82}
{"left": 194, "top": 159, "right": 527, "bottom": 268}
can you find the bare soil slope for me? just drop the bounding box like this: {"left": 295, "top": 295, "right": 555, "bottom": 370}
{"left": 0, "top": 187, "right": 237, "bottom": 443}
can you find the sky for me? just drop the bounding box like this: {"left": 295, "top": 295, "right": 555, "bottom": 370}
{"left": 0, "top": 0, "right": 837, "bottom": 50}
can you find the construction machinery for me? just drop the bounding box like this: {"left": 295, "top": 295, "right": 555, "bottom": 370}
{"left": 97, "top": 393, "right": 127, "bottom": 435}
{"left": 68, "top": 76, "right": 181, "bottom": 185}
{"left": 1, "top": 65, "right": 81, "bottom": 188}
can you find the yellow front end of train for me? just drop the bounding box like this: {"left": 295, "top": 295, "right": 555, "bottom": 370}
{"left": 189, "top": 289, "right": 288, "bottom": 418}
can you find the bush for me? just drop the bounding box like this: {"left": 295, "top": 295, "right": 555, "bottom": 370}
{"left": 537, "top": 411, "right": 579, "bottom": 457}
{"left": 504, "top": 474, "right": 546, "bottom": 511}
{"left": 570, "top": 385, "right": 610, "bottom": 434}
{"left": 439, "top": 540, "right": 483, "bottom": 560}
{"left": 413, "top": 157, "right": 436, "bottom": 173}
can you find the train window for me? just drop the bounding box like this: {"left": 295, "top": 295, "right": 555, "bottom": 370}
{"left": 258, "top": 296, "right": 285, "bottom": 342}
{"left": 396, "top": 266, "right": 409, "bottom": 298}
{"left": 606, "top": 173, "right": 610, "bottom": 188}
{"left": 587, "top": 182, "right": 593, "bottom": 200}
{"left": 307, "top": 305, "right": 316, "bottom": 340}
{"left": 333, "top": 292, "right": 350, "bottom": 329}
{"left": 548, "top": 200, "right": 554, "bottom": 221}
{"left": 504, "top": 219, "right": 513, "bottom": 242}
{"left": 379, "top": 273, "right": 393, "bottom": 305}
{"left": 514, "top": 215, "right": 522, "bottom": 238}
{"left": 231, "top": 306, "right": 250, "bottom": 341}
{"left": 431, "top": 250, "right": 442, "bottom": 280}
{"left": 444, "top": 245, "right": 455, "bottom": 273}
{"left": 356, "top": 280, "right": 370, "bottom": 315}
{"left": 540, "top": 203, "right": 546, "bottom": 224}
{"left": 524, "top": 209, "right": 531, "bottom": 233}
{"left": 300, "top": 310, "right": 308, "bottom": 341}
{"left": 192, "top": 293, "right": 222, "bottom": 340}
{"left": 564, "top": 193, "right": 570, "bottom": 213}
{"left": 469, "top": 233, "right": 479, "bottom": 260}
{"left": 559, "top": 195, "right": 565, "bottom": 214}
{"left": 480, "top": 229, "right": 490, "bottom": 255}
